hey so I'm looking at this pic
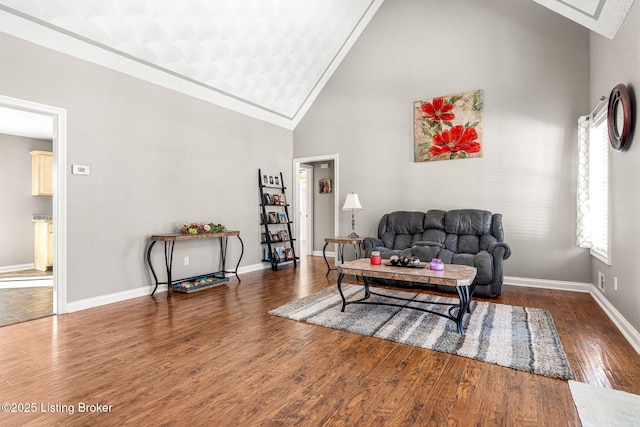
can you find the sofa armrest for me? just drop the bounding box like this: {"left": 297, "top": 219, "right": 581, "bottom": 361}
{"left": 488, "top": 242, "right": 511, "bottom": 260}
{"left": 363, "top": 237, "right": 384, "bottom": 255}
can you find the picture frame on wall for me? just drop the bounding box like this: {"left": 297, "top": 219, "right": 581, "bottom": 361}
{"left": 319, "top": 178, "right": 332, "bottom": 193}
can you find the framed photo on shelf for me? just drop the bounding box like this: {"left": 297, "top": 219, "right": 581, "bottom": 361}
{"left": 272, "top": 194, "right": 281, "bottom": 205}
{"left": 270, "top": 232, "right": 280, "bottom": 242}
{"left": 279, "top": 230, "right": 289, "bottom": 241}
{"left": 261, "top": 233, "right": 267, "bottom": 243}
{"left": 262, "top": 172, "right": 281, "bottom": 188}
{"left": 262, "top": 193, "right": 272, "bottom": 205}
{"left": 268, "top": 212, "right": 278, "bottom": 224}
{"left": 278, "top": 194, "right": 286, "bottom": 205}
{"left": 278, "top": 212, "right": 288, "bottom": 223}
{"left": 264, "top": 247, "right": 271, "bottom": 261}
{"left": 276, "top": 246, "right": 285, "bottom": 260}
{"left": 284, "top": 247, "right": 294, "bottom": 261}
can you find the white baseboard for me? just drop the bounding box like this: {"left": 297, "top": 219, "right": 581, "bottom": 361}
{"left": 0, "top": 263, "right": 35, "bottom": 273}
{"left": 505, "top": 276, "right": 592, "bottom": 293}
{"left": 589, "top": 286, "right": 640, "bottom": 354}
{"left": 313, "top": 250, "right": 329, "bottom": 257}
{"left": 0, "top": 278, "right": 53, "bottom": 289}
{"left": 66, "top": 262, "right": 268, "bottom": 313}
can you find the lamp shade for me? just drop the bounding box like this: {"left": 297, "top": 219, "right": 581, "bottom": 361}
{"left": 342, "top": 193, "right": 363, "bottom": 210}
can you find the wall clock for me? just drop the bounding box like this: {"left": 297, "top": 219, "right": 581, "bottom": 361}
{"left": 607, "top": 83, "right": 632, "bottom": 152}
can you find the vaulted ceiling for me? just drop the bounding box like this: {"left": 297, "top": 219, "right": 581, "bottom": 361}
{"left": 0, "top": 0, "right": 634, "bottom": 134}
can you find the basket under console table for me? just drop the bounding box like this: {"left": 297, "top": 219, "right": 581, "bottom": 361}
{"left": 146, "top": 230, "right": 244, "bottom": 299}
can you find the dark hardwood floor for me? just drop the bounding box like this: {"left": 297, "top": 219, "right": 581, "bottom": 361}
{"left": 0, "top": 256, "right": 638, "bottom": 426}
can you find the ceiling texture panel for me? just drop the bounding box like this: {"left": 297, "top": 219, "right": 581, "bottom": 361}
{"left": 0, "top": 0, "right": 383, "bottom": 129}
{"left": 0, "top": 0, "right": 634, "bottom": 131}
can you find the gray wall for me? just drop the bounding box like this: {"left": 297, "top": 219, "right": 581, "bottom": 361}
{"left": 293, "top": 0, "right": 592, "bottom": 283}
{"left": 312, "top": 161, "right": 335, "bottom": 252}
{"left": 590, "top": 3, "right": 640, "bottom": 332}
{"left": 0, "top": 133, "right": 52, "bottom": 267}
{"left": 0, "top": 32, "right": 292, "bottom": 302}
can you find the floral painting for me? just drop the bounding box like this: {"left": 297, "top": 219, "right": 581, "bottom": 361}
{"left": 414, "top": 89, "right": 483, "bottom": 162}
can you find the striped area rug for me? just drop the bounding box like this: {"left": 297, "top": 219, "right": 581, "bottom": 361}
{"left": 268, "top": 284, "right": 573, "bottom": 380}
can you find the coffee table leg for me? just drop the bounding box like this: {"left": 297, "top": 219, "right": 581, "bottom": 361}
{"left": 362, "top": 276, "right": 371, "bottom": 299}
{"left": 337, "top": 273, "right": 347, "bottom": 312}
{"left": 455, "top": 285, "right": 471, "bottom": 334}
{"left": 323, "top": 242, "right": 331, "bottom": 276}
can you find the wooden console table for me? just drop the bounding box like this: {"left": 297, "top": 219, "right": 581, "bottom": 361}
{"left": 146, "top": 230, "right": 244, "bottom": 299}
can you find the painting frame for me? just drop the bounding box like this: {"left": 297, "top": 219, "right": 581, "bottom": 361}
{"left": 414, "top": 89, "right": 483, "bottom": 163}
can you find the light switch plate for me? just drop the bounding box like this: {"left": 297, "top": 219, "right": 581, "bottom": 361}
{"left": 72, "top": 165, "right": 90, "bottom": 175}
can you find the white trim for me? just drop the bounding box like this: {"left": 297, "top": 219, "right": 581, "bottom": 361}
{"left": 590, "top": 286, "right": 640, "bottom": 354}
{"left": 315, "top": 250, "right": 332, "bottom": 257}
{"left": 0, "top": 279, "right": 53, "bottom": 289}
{"left": 68, "top": 262, "right": 266, "bottom": 313}
{"left": 0, "top": 95, "right": 67, "bottom": 315}
{"left": 0, "top": 263, "right": 35, "bottom": 273}
{"left": 505, "top": 276, "right": 592, "bottom": 293}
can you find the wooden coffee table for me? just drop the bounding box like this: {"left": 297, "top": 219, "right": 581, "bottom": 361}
{"left": 336, "top": 258, "right": 477, "bottom": 334}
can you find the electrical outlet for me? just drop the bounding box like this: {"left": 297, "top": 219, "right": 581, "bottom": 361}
{"left": 598, "top": 271, "right": 605, "bottom": 292}
{"left": 184, "top": 256, "right": 189, "bottom": 266}
{"left": 614, "top": 277, "right": 618, "bottom": 291}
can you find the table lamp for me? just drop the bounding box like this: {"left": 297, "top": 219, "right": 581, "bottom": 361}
{"left": 342, "top": 193, "right": 363, "bottom": 238}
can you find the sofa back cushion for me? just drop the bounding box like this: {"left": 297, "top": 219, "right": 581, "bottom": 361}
{"left": 444, "top": 209, "right": 492, "bottom": 235}
{"left": 379, "top": 211, "right": 425, "bottom": 250}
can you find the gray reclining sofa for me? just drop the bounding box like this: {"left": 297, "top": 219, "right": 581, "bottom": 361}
{"left": 362, "top": 209, "right": 511, "bottom": 297}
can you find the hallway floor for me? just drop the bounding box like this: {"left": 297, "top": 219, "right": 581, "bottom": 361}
{"left": 0, "top": 269, "right": 53, "bottom": 327}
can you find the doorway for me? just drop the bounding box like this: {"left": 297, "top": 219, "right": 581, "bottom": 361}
{"left": 0, "top": 95, "right": 68, "bottom": 320}
{"left": 298, "top": 164, "right": 313, "bottom": 257}
{"left": 293, "top": 155, "right": 339, "bottom": 261}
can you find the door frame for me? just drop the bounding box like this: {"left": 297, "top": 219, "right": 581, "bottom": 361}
{"left": 0, "top": 95, "right": 67, "bottom": 314}
{"left": 292, "top": 154, "right": 339, "bottom": 259}
{"left": 299, "top": 163, "right": 314, "bottom": 256}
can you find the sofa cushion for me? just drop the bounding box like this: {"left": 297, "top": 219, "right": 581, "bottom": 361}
{"left": 458, "top": 235, "right": 480, "bottom": 254}
{"left": 424, "top": 210, "right": 446, "bottom": 230}
{"left": 445, "top": 209, "right": 492, "bottom": 235}
{"left": 388, "top": 211, "right": 425, "bottom": 235}
{"left": 421, "top": 229, "right": 446, "bottom": 245}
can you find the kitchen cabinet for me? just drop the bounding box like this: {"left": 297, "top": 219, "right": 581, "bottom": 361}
{"left": 30, "top": 150, "right": 53, "bottom": 196}
{"left": 34, "top": 221, "right": 53, "bottom": 271}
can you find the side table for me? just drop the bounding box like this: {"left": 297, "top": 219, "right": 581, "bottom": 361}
{"left": 323, "top": 236, "right": 363, "bottom": 276}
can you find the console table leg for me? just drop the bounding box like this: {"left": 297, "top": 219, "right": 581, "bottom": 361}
{"left": 147, "top": 240, "right": 159, "bottom": 295}
{"left": 164, "top": 241, "right": 175, "bottom": 300}
{"left": 234, "top": 235, "right": 244, "bottom": 282}
{"left": 323, "top": 242, "right": 331, "bottom": 276}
